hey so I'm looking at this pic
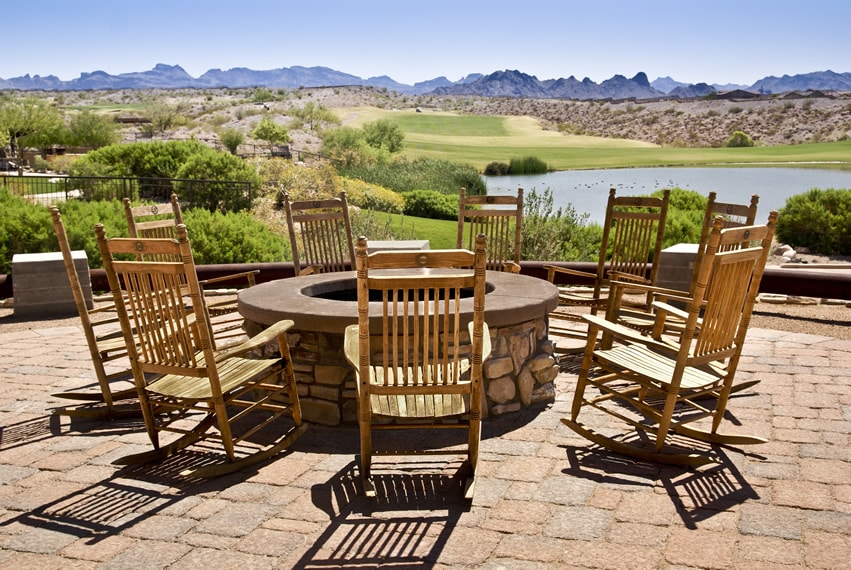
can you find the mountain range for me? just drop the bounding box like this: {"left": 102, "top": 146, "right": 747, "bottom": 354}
{"left": 2, "top": 64, "right": 850, "bottom": 100}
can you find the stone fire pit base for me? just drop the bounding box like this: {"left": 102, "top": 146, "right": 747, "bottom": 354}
{"left": 244, "top": 317, "right": 559, "bottom": 426}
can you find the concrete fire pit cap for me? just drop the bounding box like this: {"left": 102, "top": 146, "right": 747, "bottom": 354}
{"left": 238, "top": 270, "right": 559, "bottom": 333}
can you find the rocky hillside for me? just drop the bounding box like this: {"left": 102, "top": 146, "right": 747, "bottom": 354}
{"left": 464, "top": 93, "right": 851, "bottom": 147}
{"left": 47, "top": 86, "right": 851, "bottom": 156}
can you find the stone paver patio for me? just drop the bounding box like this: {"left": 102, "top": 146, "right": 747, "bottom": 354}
{"left": 0, "top": 320, "right": 849, "bottom": 568}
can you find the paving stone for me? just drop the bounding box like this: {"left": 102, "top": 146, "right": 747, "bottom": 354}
{"left": 97, "top": 540, "right": 192, "bottom": 570}
{"left": 169, "top": 547, "right": 277, "bottom": 569}
{"left": 194, "top": 502, "right": 279, "bottom": 538}
{"left": 60, "top": 534, "right": 137, "bottom": 562}
{"left": 739, "top": 503, "right": 804, "bottom": 540}
{"left": 233, "top": 527, "right": 310, "bottom": 557}
{"left": 665, "top": 527, "right": 737, "bottom": 568}
{"left": 773, "top": 480, "right": 835, "bottom": 510}
{"left": 121, "top": 514, "right": 196, "bottom": 541}
{"left": 544, "top": 505, "right": 611, "bottom": 540}
{"left": 3, "top": 526, "right": 80, "bottom": 554}
{"left": 802, "top": 530, "right": 851, "bottom": 569}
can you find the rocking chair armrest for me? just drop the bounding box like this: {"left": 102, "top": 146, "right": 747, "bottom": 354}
{"left": 650, "top": 300, "right": 691, "bottom": 322}
{"left": 469, "top": 321, "right": 493, "bottom": 360}
{"left": 298, "top": 264, "right": 324, "bottom": 277}
{"left": 343, "top": 324, "right": 359, "bottom": 369}
{"left": 607, "top": 271, "right": 650, "bottom": 285}
{"left": 607, "top": 279, "right": 690, "bottom": 317}
{"left": 544, "top": 264, "right": 596, "bottom": 283}
{"left": 199, "top": 269, "right": 259, "bottom": 288}
{"left": 583, "top": 313, "right": 673, "bottom": 353}
{"left": 608, "top": 279, "right": 682, "bottom": 298}
{"left": 503, "top": 261, "right": 521, "bottom": 274}
{"left": 215, "top": 319, "right": 295, "bottom": 362}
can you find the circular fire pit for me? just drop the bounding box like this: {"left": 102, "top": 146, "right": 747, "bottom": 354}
{"left": 239, "top": 271, "right": 559, "bottom": 425}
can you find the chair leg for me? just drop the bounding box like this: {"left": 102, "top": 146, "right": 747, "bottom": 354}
{"left": 654, "top": 392, "right": 679, "bottom": 452}
{"left": 464, "top": 418, "right": 481, "bottom": 500}
{"left": 358, "top": 416, "right": 375, "bottom": 497}
{"left": 571, "top": 351, "right": 595, "bottom": 421}
{"left": 212, "top": 400, "right": 236, "bottom": 462}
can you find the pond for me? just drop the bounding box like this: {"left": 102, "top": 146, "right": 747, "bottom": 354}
{"left": 485, "top": 167, "right": 851, "bottom": 224}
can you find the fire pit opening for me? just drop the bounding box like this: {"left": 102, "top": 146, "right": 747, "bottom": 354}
{"left": 302, "top": 277, "right": 488, "bottom": 303}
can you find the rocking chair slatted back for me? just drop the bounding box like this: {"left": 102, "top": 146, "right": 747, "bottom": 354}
{"left": 602, "top": 189, "right": 670, "bottom": 291}
{"left": 687, "top": 221, "right": 773, "bottom": 362}
{"left": 284, "top": 192, "right": 355, "bottom": 276}
{"left": 457, "top": 188, "right": 523, "bottom": 273}
{"left": 98, "top": 227, "right": 212, "bottom": 376}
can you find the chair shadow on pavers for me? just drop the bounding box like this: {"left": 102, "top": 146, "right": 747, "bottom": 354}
{"left": 0, "top": 452, "right": 250, "bottom": 546}
{"left": 0, "top": 412, "right": 146, "bottom": 454}
{"left": 296, "top": 459, "right": 468, "bottom": 568}
{"left": 562, "top": 439, "right": 760, "bottom": 529}
{"left": 0, "top": 415, "right": 65, "bottom": 451}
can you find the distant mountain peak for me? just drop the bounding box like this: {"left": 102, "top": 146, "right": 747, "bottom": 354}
{"left": 0, "top": 65, "right": 847, "bottom": 99}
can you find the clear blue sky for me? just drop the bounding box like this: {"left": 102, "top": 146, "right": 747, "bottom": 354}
{"left": 4, "top": 0, "right": 849, "bottom": 87}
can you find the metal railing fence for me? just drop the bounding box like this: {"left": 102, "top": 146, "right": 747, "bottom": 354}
{"left": 1, "top": 174, "right": 252, "bottom": 210}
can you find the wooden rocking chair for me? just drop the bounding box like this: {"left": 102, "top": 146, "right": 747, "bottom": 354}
{"left": 48, "top": 206, "right": 138, "bottom": 418}
{"left": 344, "top": 234, "right": 491, "bottom": 499}
{"left": 283, "top": 191, "right": 355, "bottom": 276}
{"left": 96, "top": 223, "right": 305, "bottom": 477}
{"left": 563, "top": 212, "right": 777, "bottom": 466}
{"left": 457, "top": 187, "right": 523, "bottom": 273}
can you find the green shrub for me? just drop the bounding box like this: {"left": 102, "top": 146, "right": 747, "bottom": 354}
{"left": 650, "top": 188, "right": 708, "bottom": 248}
{"left": 521, "top": 187, "right": 600, "bottom": 262}
{"left": 401, "top": 189, "right": 459, "bottom": 220}
{"left": 174, "top": 151, "right": 260, "bottom": 212}
{"left": 0, "top": 193, "right": 288, "bottom": 275}
{"left": 484, "top": 161, "right": 510, "bottom": 176}
{"left": 339, "top": 177, "right": 404, "bottom": 213}
{"left": 69, "top": 140, "right": 260, "bottom": 212}
{"left": 49, "top": 199, "right": 129, "bottom": 269}
{"left": 725, "top": 130, "right": 754, "bottom": 147}
{"left": 509, "top": 156, "right": 549, "bottom": 175}
{"left": 181, "top": 209, "right": 289, "bottom": 264}
{"left": 0, "top": 189, "right": 54, "bottom": 274}
{"left": 339, "top": 157, "right": 486, "bottom": 196}
{"left": 776, "top": 188, "right": 851, "bottom": 255}
{"left": 257, "top": 160, "right": 340, "bottom": 207}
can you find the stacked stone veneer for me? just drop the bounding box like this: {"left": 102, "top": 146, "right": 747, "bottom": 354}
{"left": 275, "top": 316, "right": 559, "bottom": 426}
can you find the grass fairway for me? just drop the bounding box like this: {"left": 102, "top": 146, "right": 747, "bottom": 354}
{"left": 336, "top": 106, "right": 851, "bottom": 171}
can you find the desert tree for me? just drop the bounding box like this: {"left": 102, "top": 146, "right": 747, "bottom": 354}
{"left": 68, "top": 110, "right": 121, "bottom": 149}
{"left": 218, "top": 127, "right": 245, "bottom": 154}
{"left": 725, "top": 130, "right": 754, "bottom": 147}
{"left": 320, "top": 126, "right": 370, "bottom": 167}
{"left": 362, "top": 119, "right": 404, "bottom": 153}
{"left": 0, "top": 96, "right": 64, "bottom": 172}
{"left": 251, "top": 116, "right": 290, "bottom": 153}
{"left": 143, "top": 100, "right": 187, "bottom": 137}
{"left": 289, "top": 102, "right": 340, "bottom": 132}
